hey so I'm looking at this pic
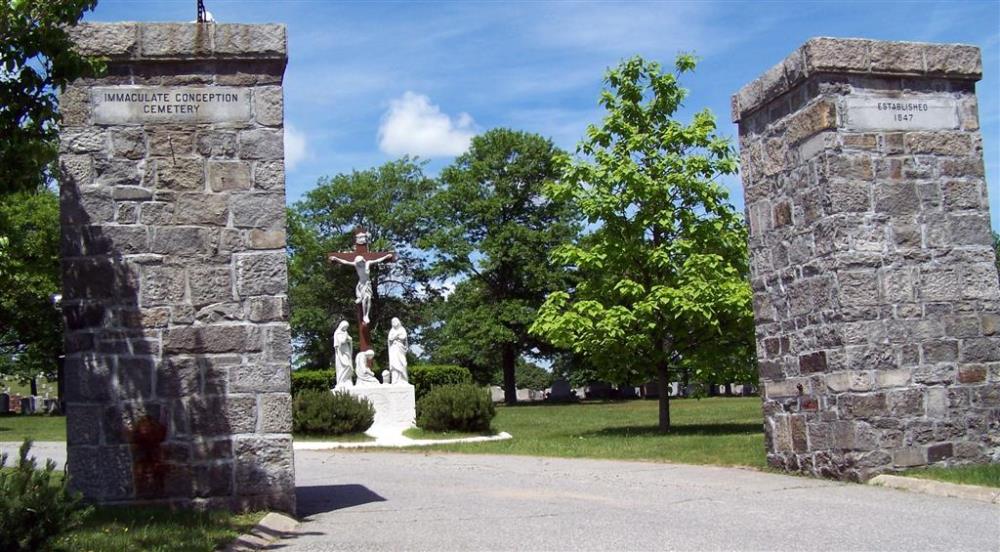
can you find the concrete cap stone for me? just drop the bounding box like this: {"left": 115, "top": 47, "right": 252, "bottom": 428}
{"left": 732, "top": 37, "right": 982, "bottom": 122}
{"left": 68, "top": 22, "right": 286, "bottom": 61}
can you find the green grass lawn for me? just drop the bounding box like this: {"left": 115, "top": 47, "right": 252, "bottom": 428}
{"left": 403, "top": 427, "right": 497, "bottom": 440}
{"left": 0, "top": 413, "right": 66, "bottom": 441}
{"left": 294, "top": 432, "right": 375, "bottom": 442}
{"left": 412, "top": 397, "right": 767, "bottom": 468}
{"left": 902, "top": 464, "right": 1000, "bottom": 488}
{"left": 57, "top": 507, "right": 263, "bottom": 552}
{"left": 2, "top": 398, "right": 766, "bottom": 467}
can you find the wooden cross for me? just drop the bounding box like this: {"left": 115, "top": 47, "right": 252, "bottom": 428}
{"left": 328, "top": 227, "right": 395, "bottom": 353}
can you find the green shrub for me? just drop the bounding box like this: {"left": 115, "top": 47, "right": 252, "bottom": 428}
{"left": 291, "top": 369, "right": 333, "bottom": 396}
{"left": 416, "top": 384, "right": 495, "bottom": 432}
{"left": 409, "top": 364, "right": 472, "bottom": 401}
{"left": 1, "top": 440, "right": 92, "bottom": 552}
{"left": 292, "top": 390, "right": 374, "bottom": 435}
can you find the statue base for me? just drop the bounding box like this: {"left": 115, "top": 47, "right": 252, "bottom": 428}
{"left": 338, "top": 383, "right": 416, "bottom": 437}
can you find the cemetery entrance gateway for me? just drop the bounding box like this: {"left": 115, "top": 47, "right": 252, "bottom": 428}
{"left": 59, "top": 22, "right": 295, "bottom": 512}
{"left": 733, "top": 38, "right": 999, "bottom": 480}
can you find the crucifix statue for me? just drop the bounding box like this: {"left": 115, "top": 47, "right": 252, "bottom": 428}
{"left": 328, "top": 227, "right": 395, "bottom": 354}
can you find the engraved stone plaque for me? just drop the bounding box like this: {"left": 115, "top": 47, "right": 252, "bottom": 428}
{"left": 92, "top": 86, "right": 251, "bottom": 124}
{"left": 843, "top": 96, "right": 958, "bottom": 131}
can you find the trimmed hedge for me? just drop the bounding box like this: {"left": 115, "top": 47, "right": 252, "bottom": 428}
{"left": 292, "top": 369, "right": 333, "bottom": 396}
{"left": 292, "top": 390, "right": 374, "bottom": 435}
{"left": 409, "top": 364, "right": 472, "bottom": 401}
{"left": 416, "top": 384, "right": 495, "bottom": 432}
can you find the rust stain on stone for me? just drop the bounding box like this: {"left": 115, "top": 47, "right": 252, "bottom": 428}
{"left": 129, "top": 414, "right": 169, "bottom": 498}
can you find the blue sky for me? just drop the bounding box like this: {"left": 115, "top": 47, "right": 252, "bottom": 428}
{"left": 87, "top": 1, "right": 1000, "bottom": 230}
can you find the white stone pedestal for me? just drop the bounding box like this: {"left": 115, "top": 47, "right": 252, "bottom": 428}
{"left": 340, "top": 383, "right": 416, "bottom": 437}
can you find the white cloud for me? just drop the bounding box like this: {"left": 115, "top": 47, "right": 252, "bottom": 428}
{"left": 284, "top": 123, "right": 308, "bottom": 170}
{"left": 377, "top": 92, "right": 476, "bottom": 157}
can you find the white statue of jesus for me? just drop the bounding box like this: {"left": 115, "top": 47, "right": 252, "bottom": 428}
{"left": 330, "top": 253, "right": 393, "bottom": 324}
{"left": 333, "top": 320, "right": 353, "bottom": 387}
{"left": 388, "top": 317, "right": 409, "bottom": 384}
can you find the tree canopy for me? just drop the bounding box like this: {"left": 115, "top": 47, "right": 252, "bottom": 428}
{"left": 530, "top": 55, "right": 754, "bottom": 431}
{"left": 287, "top": 158, "right": 438, "bottom": 370}
{"left": 0, "top": 189, "right": 62, "bottom": 384}
{"left": 420, "top": 128, "right": 578, "bottom": 403}
{"left": 1, "top": 0, "right": 101, "bottom": 194}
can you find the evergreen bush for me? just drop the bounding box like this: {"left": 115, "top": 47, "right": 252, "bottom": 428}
{"left": 293, "top": 390, "right": 374, "bottom": 435}
{"left": 0, "top": 440, "right": 92, "bottom": 552}
{"left": 409, "top": 364, "right": 472, "bottom": 401}
{"left": 416, "top": 384, "right": 495, "bottom": 432}
{"left": 291, "top": 369, "right": 333, "bottom": 396}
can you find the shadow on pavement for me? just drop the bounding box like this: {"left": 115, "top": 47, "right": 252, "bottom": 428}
{"left": 295, "top": 484, "right": 387, "bottom": 517}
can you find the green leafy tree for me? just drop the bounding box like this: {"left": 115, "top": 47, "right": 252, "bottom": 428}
{"left": 489, "top": 358, "right": 553, "bottom": 391}
{"left": 421, "top": 128, "right": 578, "bottom": 404}
{"left": 1, "top": 0, "right": 102, "bottom": 194}
{"left": 288, "top": 159, "right": 438, "bottom": 370}
{"left": 530, "top": 56, "right": 754, "bottom": 432}
{"left": 0, "top": 189, "right": 62, "bottom": 390}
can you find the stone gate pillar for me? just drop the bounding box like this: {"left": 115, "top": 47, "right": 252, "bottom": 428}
{"left": 733, "top": 38, "right": 999, "bottom": 480}
{"left": 59, "top": 23, "right": 294, "bottom": 511}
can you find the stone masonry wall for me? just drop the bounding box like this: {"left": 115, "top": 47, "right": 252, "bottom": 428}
{"left": 733, "top": 38, "right": 999, "bottom": 480}
{"left": 59, "top": 23, "right": 294, "bottom": 511}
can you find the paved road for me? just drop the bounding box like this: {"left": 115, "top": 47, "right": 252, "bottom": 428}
{"left": 6, "top": 443, "right": 998, "bottom": 551}
{"left": 288, "top": 451, "right": 999, "bottom": 551}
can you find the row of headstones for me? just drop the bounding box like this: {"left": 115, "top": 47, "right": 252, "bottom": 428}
{"left": 488, "top": 380, "right": 759, "bottom": 403}
{"left": 0, "top": 393, "right": 61, "bottom": 415}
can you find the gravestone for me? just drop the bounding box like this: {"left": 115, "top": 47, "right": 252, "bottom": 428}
{"left": 59, "top": 22, "right": 294, "bottom": 511}
{"left": 548, "top": 378, "right": 573, "bottom": 401}
{"left": 21, "top": 396, "right": 38, "bottom": 415}
{"left": 0, "top": 393, "right": 9, "bottom": 414}
{"left": 733, "top": 38, "right": 1000, "bottom": 480}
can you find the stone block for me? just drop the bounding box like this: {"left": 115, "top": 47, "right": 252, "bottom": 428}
{"left": 164, "top": 326, "right": 257, "bottom": 354}
{"left": 259, "top": 394, "right": 293, "bottom": 433}
{"left": 230, "top": 193, "right": 285, "bottom": 229}
{"left": 190, "top": 395, "right": 257, "bottom": 435}
{"left": 254, "top": 86, "right": 283, "bottom": 126}
{"left": 148, "top": 130, "right": 196, "bottom": 157}
{"left": 234, "top": 436, "right": 295, "bottom": 494}
{"left": 235, "top": 252, "right": 287, "bottom": 296}
{"left": 188, "top": 265, "right": 234, "bottom": 306}
{"left": 891, "top": 446, "right": 925, "bottom": 467}
{"left": 111, "top": 128, "right": 147, "bottom": 159}
{"left": 840, "top": 393, "right": 886, "bottom": 419}
{"left": 253, "top": 161, "right": 285, "bottom": 190}
{"left": 924, "top": 44, "right": 982, "bottom": 77}
{"left": 174, "top": 193, "right": 229, "bottom": 225}
{"left": 214, "top": 24, "right": 287, "bottom": 57}
{"left": 196, "top": 130, "right": 238, "bottom": 158}
{"left": 803, "top": 37, "right": 870, "bottom": 73}
{"left": 156, "top": 157, "right": 204, "bottom": 191}
{"left": 208, "top": 161, "right": 252, "bottom": 191}
{"left": 231, "top": 362, "right": 290, "bottom": 393}
{"left": 869, "top": 41, "right": 924, "bottom": 73}
{"left": 68, "top": 23, "right": 139, "bottom": 57}
{"left": 238, "top": 129, "right": 283, "bottom": 160}
{"left": 150, "top": 226, "right": 213, "bottom": 256}
{"left": 141, "top": 265, "right": 186, "bottom": 307}
{"left": 140, "top": 24, "right": 213, "bottom": 58}
{"left": 249, "top": 229, "right": 286, "bottom": 249}
{"left": 246, "top": 296, "right": 288, "bottom": 322}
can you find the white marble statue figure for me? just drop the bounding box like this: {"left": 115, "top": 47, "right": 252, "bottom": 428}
{"left": 388, "top": 317, "right": 409, "bottom": 384}
{"left": 329, "top": 253, "right": 393, "bottom": 325}
{"left": 354, "top": 350, "right": 379, "bottom": 385}
{"left": 333, "top": 321, "right": 353, "bottom": 387}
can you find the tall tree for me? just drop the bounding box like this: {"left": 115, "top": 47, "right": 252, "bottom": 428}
{"left": 1, "top": 0, "right": 102, "bottom": 194}
{"left": 530, "top": 56, "right": 754, "bottom": 431}
{"left": 0, "top": 189, "right": 62, "bottom": 390}
{"left": 288, "top": 158, "right": 437, "bottom": 371}
{"left": 422, "top": 128, "right": 578, "bottom": 404}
